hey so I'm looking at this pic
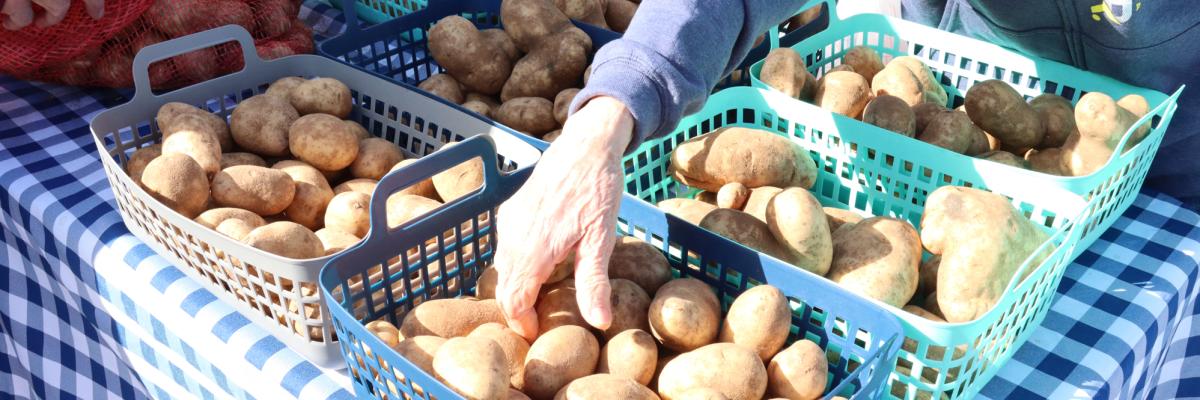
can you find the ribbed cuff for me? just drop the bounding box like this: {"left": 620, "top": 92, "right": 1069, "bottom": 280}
{"left": 569, "top": 54, "right": 667, "bottom": 155}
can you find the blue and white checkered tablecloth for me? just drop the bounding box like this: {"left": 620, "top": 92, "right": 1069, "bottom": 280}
{"left": 2, "top": 2, "right": 1200, "bottom": 399}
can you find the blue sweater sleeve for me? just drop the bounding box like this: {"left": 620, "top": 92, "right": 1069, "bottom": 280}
{"left": 570, "top": 0, "right": 813, "bottom": 152}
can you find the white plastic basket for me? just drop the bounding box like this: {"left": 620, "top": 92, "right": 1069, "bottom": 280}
{"left": 89, "top": 25, "right": 541, "bottom": 368}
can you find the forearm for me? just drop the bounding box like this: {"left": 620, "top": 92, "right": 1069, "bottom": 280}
{"left": 571, "top": 0, "right": 812, "bottom": 152}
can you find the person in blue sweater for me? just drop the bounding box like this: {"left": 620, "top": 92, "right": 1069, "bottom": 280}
{"left": 492, "top": 0, "right": 1198, "bottom": 339}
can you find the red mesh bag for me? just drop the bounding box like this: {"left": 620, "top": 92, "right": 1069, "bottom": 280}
{"left": 4, "top": 0, "right": 311, "bottom": 90}
{"left": 0, "top": 0, "right": 155, "bottom": 76}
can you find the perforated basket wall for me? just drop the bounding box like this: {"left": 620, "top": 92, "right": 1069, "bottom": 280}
{"left": 88, "top": 25, "right": 541, "bottom": 368}
{"left": 326, "top": 0, "right": 428, "bottom": 24}
{"left": 319, "top": 137, "right": 905, "bottom": 399}
{"left": 622, "top": 85, "right": 1103, "bottom": 399}
{"left": 749, "top": 3, "right": 1180, "bottom": 259}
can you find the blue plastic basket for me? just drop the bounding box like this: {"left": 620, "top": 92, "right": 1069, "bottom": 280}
{"left": 326, "top": 0, "right": 427, "bottom": 25}
{"left": 319, "top": 135, "right": 905, "bottom": 399}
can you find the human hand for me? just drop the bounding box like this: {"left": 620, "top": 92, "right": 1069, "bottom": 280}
{"left": 3, "top": 0, "right": 104, "bottom": 30}
{"left": 492, "top": 96, "right": 634, "bottom": 341}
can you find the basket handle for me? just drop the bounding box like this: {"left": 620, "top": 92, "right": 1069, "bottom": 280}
{"left": 366, "top": 135, "right": 515, "bottom": 241}
{"left": 131, "top": 25, "right": 263, "bottom": 103}
{"left": 1109, "top": 86, "right": 1184, "bottom": 156}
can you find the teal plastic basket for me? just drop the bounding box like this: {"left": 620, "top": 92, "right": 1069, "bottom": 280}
{"left": 622, "top": 85, "right": 1103, "bottom": 399}
{"left": 748, "top": 0, "right": 1182, "bottom": 259}
{"left": 327, "top": 0, "right": 427, "bottom": 25}
{"left": 320, "top": 135, "right": 905, "bottom": 399}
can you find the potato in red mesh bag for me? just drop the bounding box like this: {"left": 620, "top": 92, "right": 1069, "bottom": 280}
{"left": 94, "top": 50, "right": 135, "bottom": 88}
{"left": 254, "top": 20, "right": 314, "bottom": 61}
{"left": 145, "top": 0, "right": 253, "bottom": 37}
{"left": 251, "top": 0, "right": 301, "bottom": 38}
{"left": 0, "top": 0, "right": 154, "bottom": 76}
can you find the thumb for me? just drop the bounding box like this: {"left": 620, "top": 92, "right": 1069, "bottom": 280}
{"left": 573, "top": 224, "right": 616, "bottom": 331}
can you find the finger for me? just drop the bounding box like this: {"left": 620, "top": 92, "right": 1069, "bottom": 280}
{"left": 84, "top": 0, "right": 103, "bottom": 20}
{"left": 2, "top": 0, "right": 34, "bottom": 30}
{"left": 572, "top": 220, "right": 617, "bottom": 330}
{"left": 494, "top": 258, "right": 543, "bottom": 340}
{"left": 32, "top": 0, "right": 68, "bottom": 27}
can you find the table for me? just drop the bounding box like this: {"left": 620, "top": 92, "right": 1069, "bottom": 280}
{"left": 2, "top": 2, "right": 1199, "bottom": 399}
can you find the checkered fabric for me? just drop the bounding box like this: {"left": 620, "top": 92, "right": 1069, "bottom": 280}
{"left": 2, "top": 1, "right": 1200, "bottom": 399}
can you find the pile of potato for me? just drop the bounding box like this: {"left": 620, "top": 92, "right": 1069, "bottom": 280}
{"left": 364, "top": 236, "right": 845, "bottom": 400}
{"left": 656, "top": 126, "right": 1051, "bottom": 326}
{"left": 128, "top": 76, "right": 484, "bottom": 263}
{"left": 760, "top": 46, "right": 1152, "bottom": 176}
{"left": 420, "top": 0, "right": 638, "bottom": 142}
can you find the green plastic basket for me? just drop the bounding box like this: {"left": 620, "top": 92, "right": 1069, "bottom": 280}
{"left": 748, "top": 0, "right": 1181, "bottom": 259}
{"left": 327, "top": 0, "right": 427, "bottom": 25}
{"left": 622, "top": 84, "right": 1104, "bottom": 399}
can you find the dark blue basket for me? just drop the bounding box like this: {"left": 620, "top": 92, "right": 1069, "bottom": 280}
{"left": 319, "top": 136, "right": 903, "bottom": 399}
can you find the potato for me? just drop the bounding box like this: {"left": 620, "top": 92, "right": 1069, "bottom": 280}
{"left": 598, "top": 329, "right": 657, "bottom": 385}
{"left": 761, "top": 49, "right": 812, "bottom": 100}
{"left": 823, "top": 207, "right": 863, "bottom": 233}
{"left": 979, "top": 150, "right": 1027, "bottom": 168}
{"left": 366, "top": 320, "right": 401, "bottom": 349}
{"left": 715, "top": 182, "right": 749, "bottom": 210}
{"left": 863, "top": 95, "right": 917, "bottom": 136}
{"left": 433, "top": 337, "right": 509, "bottom": 400}
{"left": 555, "top": 0, "right": 608, "bottom": 28}
{"left": 695, "top": 191, "right": 717, "bottom": 206}
{"left": 288, "top": 114, "right": 359, "bottom": 172}
{"left": 476, "top": 267, "right": 498, "bottom": 299}
{"left": 919, "top": 110, "right": 974, "bottom": 153}
{"left": 230, "top": 95, "right": 298, "bottom": 157}
{"left": 720, "top": 285, "right": 790, "bottom": 361}
{"left": 431, "top": 148, "right": 484, "bottom": 202}
{"left": 324, "top": 191, "right": 371, "bottom": 237}
{"left": 430, "top": 16, "right": 514, "bottom": 95}
{"left": 417, "top": 74, "right": 465, "bottom": 104}
{"left": 917, "top": 254, "right": 940, "bottom": 297}
{"left": 583, "top": 64, "right": 593, "bottom": 85}
{"left": 315, "top": 228, "right": 360, "bottom": 255}
{"left": 658, "top": 343, "right": 767, "bottom": 400}
{"left": 815, "top": 71, "right": 872, "bottom": 119}
{"left": 195, "top": 207, "right": 266, "bottom": 229}
{"left": 657, "top": 198, "right": 717, "bottom": 225}
{"left": 126, "top": 144, "right": 162, "bottom": 185}
{"left": 921, "top": 186, "right": 1051, "bottom": 322}
{"left": 964, "top": 80, "right": 1045, "bottom": 149}
{"left": 501, "top": 0, "right": 573, "bottom": 52}
{"left": 156, "top": 102, "right": 234, "bottom": 151}
{"left": 1063, "top": 92, "right": 1139, "bottom": 176}
{"left": 536, "top": 278, "right": 588, "bottom": 334}
{"left": 554, "top": 88, "right": 581, "bottom": 125}
{"left": 466, "top": 93, "right": 502, "bottom": 109}
{"left": 481, "top": 29, "right": 521, "bottom": 63}
{"left": 511, "top": 388, "right": 534, "bottom": 400}
{"left": 162, "top": 120, "right": 222, "bottom": 177}
{"left": 393, "top": 335, "right": 445, "bottom": 374}
{"left": 1025, "top": 148, "right": 1066, "bottom": 175}
{"left": 351, "top": 138, "right": 405, "bottom": 180}
{"left": 333, "top": 178, "right": 377, "bottom": 195}
{"left": 605, "top": 0, "right": 638, "bottom": 32}
{"left": 828, "top": 217, "right": 922, "bottom": 307}
{"left": 924, "top": 291, "right": 943, "bottom": 319}
{"left": 289, "top": 77, "right": 353, "bottom": 118}
{"left": 400, "top": 298, "right": 505, "bottom": 338}
{"left": 889, "top": 56, "right": 948, "bottom": 106}
{"left": 841, "top": 46, "right": 883, "bottom": 82}
{"left": 215, "top": 218, "right": 255, "bottom": 241}
{"left": 903, "top": 305, "right": 945, "bottom": 322}
{"left": 219, "top": 152, "right": 267, "bottom": 169}
{"left": 676, "top": 388, "right": 730, "bottom": 400}
{"left": 1118, "top": 94, "right": 1151, "bottom": 145}
{"left": 872, "top": 65, "right": 924, "bottom": 107}
{"left": 469, "top": 323, "right": 531, "bottom": 388}
{"left": 742, "top": 186, "right": 783, "bottom": 222}
{"left": 670, "top": 127, "right": 817, "bottom": 192}
{"left": 461, "top": 100, "right": 493, "bottom": 118}
{"left": 767, "top": 340, "right": 827, "bottom": 400}
{"left": 265, "top": 76, "right": 305, "bottom": 99}
{"left": 496, "top": 97, "right": 558, "bottom": 136}
{"left": 965, "top": 123, "right": 991, "bottom": 156}
{"left": 387, "top": 194, "right": 442, "bottom": 228}
{"left": 501, "top": 30, "right": 590, "bottom": 102}
{"left": 270, "top": 160, "right": 334, "bottom": 229}
{"left": 211, "top": 165, "right": 295, "bottom": 216}
{"left": 912, "top": 102, "right": 946, "bottom": 133}
{"left": 648, "top": 278, "right": 719, "bottom": 352}
{"left": 701, "top": 209, "right": 797, "bottom": 267}
{"left": 389, "top": 159, "right": 441, "bottom": 199}
{"left": 598, "top": 237, "right": 672, "bottom": 295}
{"left": 140, "top": 154, "right": 210, "bottom": 218}
{"left": 556, "top": 374, "right": 657, "bottom": 400}
{"left": 1030, "top": 94, "right": 1076, "bottom": 148}
{"left": 245, "top": 221, "right": 324, "bottom": 259}
{"left": 605, "top": 279, "right": 651, "bottom": 340}
{"left": 521, "top": 325, "right": 600, "bottom": 399}
{"left": 765, "top": 188, "right": 833, "bottom": 275}
{"left": 155, "top": 102, "right": 199, "bottom": 133}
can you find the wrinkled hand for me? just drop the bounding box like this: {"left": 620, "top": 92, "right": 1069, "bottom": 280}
{"left": 493, "top": 96, "right": 634, "bottom": 341}
{"left": 3, "top": 0, "right": 103, "bottom": 30}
